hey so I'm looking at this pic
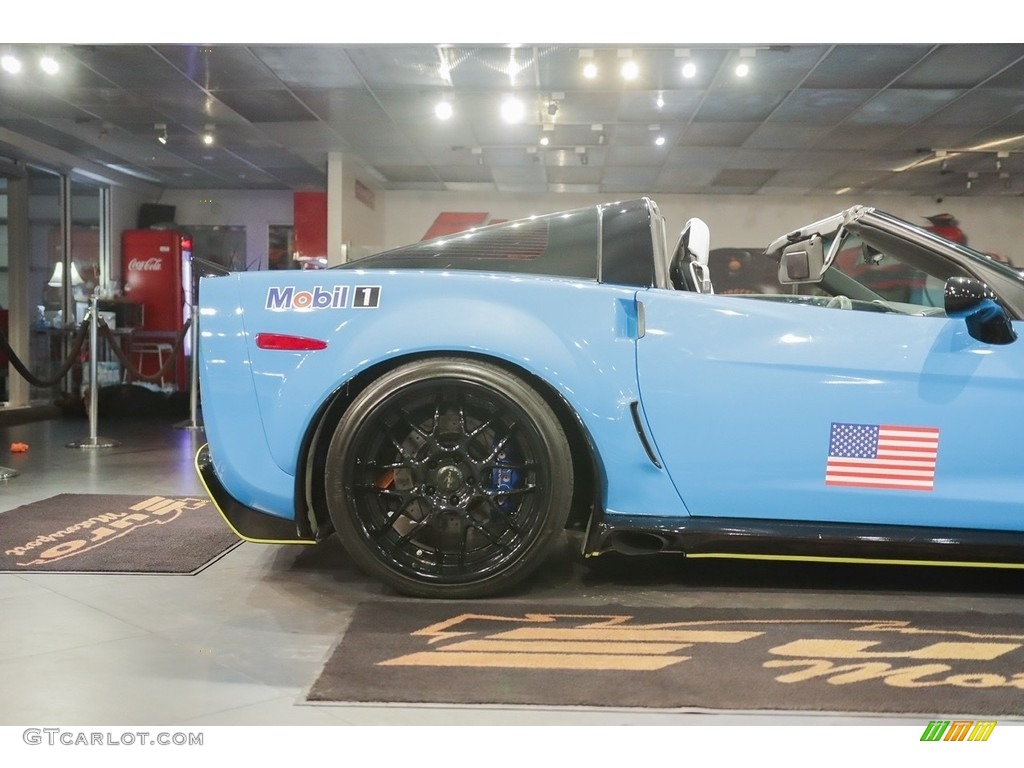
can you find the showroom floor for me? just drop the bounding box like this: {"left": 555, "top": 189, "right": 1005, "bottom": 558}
{"left": 1, "top": 414, "right": 1023, "bottom": 727}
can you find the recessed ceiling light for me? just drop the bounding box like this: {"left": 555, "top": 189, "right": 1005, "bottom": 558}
{"left": 582, "top": 62, "right": 598, "bottom": 79}
{"left": 682, "top": 61, "right": 697, "bottom": 79}
{"left": 39, "top": 55, "right": 59, "bottom": 75}
{"left": 621, "top": 60, "right": 639, "bottom": 81}
{"left": 434, "top": 101, "right": 453, "bottom": 120}
{"left": 500, "top": 96, "right": 525, "bottom": 124}
{"left": 1, "top": 55, "right": 22, "bottom": 74}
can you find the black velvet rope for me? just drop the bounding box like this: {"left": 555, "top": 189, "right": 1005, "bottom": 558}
{"left": 0, "top": 316, "right": 191, "bottom": 389}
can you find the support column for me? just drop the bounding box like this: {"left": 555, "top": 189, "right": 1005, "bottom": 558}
{"left": 6, "top": 172, "right": 30, "bottom": 407}
{"left": 327, "top": 151, "right": 346, "bottom": 266}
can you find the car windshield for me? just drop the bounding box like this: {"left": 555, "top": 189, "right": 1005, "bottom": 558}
{"left": 713, "top": 210, "right": 1024, "bottom": 318}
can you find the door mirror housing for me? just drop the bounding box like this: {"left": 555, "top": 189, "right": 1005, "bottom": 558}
{"left": 944, "top": 276, "right": 1017, "bottom": 345}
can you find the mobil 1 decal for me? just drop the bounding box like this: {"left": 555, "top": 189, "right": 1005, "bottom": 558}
{"left": 265, "top": 284, "right": 381, "bottom": 311}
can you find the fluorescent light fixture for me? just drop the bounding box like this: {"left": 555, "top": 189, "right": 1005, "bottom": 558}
{"left": 103, "top": 163, "right": 163, "bottom": 183}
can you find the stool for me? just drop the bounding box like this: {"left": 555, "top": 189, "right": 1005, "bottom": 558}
{"left": 131, "top": 342, "right": 174, "bottom": 388}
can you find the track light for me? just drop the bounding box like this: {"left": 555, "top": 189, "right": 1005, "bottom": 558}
{"left": 579, "top": 49, "right": 597, "bottom": 80}
{"left": 735, "top": 48, "right": 756, "bottom": 78}
{"left": 202, "top": 125, "right": 214, "bottom": 145}
{"left": 618, "top": 49, "right": 639, "bottom": 82}
{"left": 675, "top": 49, "right": 697, "bottom": 79}
{"left": 155, "top": 123, "right": 168, "bottom": 145}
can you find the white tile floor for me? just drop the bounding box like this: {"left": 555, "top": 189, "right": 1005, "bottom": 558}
{"left": 2, "top": 415, "right": 1022, "bottom": 730}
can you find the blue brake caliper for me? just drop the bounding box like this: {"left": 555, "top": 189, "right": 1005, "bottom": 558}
{"left": 489, "top": 443, "right": 519, "bottom": 512}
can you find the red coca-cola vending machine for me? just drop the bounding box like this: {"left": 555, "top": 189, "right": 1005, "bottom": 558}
{"left": 121, "top": 229, "right": 193, "bottom": 390}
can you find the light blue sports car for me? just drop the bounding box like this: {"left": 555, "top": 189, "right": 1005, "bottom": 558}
{"left": 196, "top": 198, "right": 1024, "bottom": 598}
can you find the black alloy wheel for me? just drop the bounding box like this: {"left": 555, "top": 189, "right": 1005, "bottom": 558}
{"left": 324, "top": 357, "right": 573, "bottom": 598}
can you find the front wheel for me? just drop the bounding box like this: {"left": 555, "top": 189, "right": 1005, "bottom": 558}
{"left": 324, "top": 357, "right": 574, "bottom": 598}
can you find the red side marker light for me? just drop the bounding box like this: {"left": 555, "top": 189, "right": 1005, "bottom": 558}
{"left": 255, "top": 333, "right": 328, "bottom": 351}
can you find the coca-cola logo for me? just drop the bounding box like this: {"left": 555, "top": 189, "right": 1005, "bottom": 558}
{"left": 128, "top": 257, "right": 163, "bottom": 271}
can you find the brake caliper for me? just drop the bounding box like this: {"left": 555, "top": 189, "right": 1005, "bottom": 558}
{"left": 489, "top": 444, "right": 519, "bottom": 512}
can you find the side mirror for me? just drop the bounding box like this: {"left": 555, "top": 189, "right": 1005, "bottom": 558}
{"left": 944, "top": 276, "right": 1017, "bottom": 345}
{"left": 778, "top": 234, "right": 825, "bottom": 284}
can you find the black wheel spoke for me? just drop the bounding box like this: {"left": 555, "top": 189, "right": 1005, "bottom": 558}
{"left": 486, "top": 484, "right": 537, "bottom": 502}
{"left": 398, "top": 408, "right": 430, "bottom": 438}
{"left": 468, "top": 512, "right": 519, "bottom": 546}
{"left": 483, "top": 425, "right": 516, "bottom": 463}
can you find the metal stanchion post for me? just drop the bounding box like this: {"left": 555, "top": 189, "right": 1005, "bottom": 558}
{"left": 68, "top": 296, "right": 120, "bottom": 449}
{"left": 175, "top": 301, "right": 203, "bottom": 431}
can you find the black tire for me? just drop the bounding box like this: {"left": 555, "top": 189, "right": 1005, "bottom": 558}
{"left": 324, "top": 357, "right": 574, "bottom": 598}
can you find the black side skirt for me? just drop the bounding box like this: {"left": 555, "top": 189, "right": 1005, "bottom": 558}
{"left": 584, "top": 511, "right": 1024, "bottom": 567}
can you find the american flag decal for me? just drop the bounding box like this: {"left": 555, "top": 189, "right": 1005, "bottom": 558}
{"left": 825, "top": 422, "right": 939, "bottom": 492}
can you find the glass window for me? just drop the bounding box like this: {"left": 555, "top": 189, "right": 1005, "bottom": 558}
{"left": 1, "top": 177, "right": 8, "bottom": 404}
{"left": 29, "top": 166, "right": 64, "bottom": 402}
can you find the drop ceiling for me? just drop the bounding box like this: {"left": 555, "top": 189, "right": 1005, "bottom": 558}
{"left": 2, "top": 43, "right": 1024, "bottom": 197}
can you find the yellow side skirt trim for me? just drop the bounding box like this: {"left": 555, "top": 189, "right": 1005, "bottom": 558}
{"left": 686, "top": 552, "right": 1024, "bottom": 570}
{"left": 194, "top": 446, "right": 316, "bottom": 547}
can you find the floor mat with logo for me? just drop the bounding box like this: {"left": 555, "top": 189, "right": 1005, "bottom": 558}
{"left": 0, "top": 493, "right": 240, "bottom": 574}
{"left": 307, "top": 600, "right": 1024, "bottom": 715}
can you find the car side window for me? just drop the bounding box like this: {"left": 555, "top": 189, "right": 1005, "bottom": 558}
{"left": 823, "top": 230, "right": 968, "bottom": 315}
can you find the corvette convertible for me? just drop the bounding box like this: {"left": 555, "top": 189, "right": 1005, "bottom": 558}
{"left": 196, "top": 198, "right": 1024, "bottom": 598}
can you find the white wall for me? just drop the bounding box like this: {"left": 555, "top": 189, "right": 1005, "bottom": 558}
{"left": 156, "top": 189, "right": 293, "bottom": 270}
